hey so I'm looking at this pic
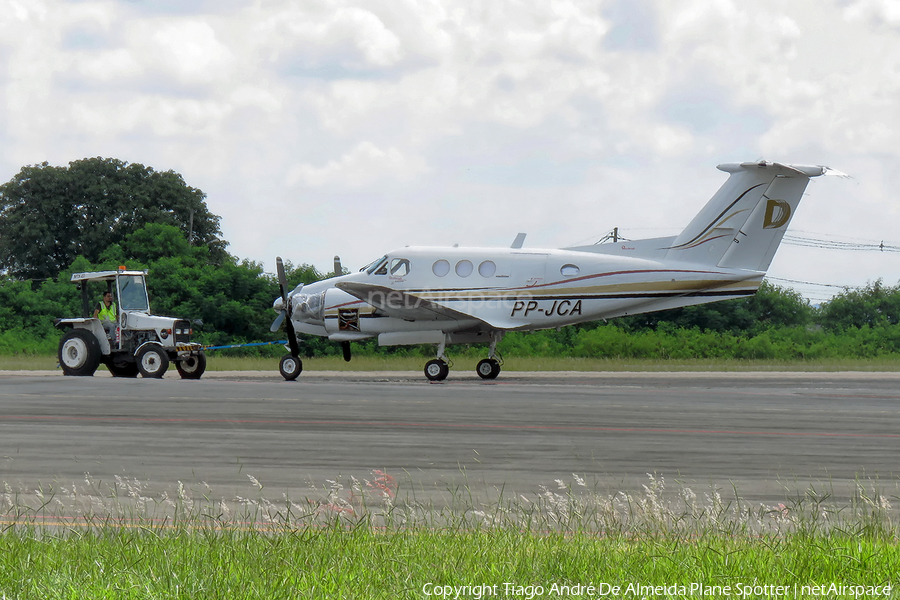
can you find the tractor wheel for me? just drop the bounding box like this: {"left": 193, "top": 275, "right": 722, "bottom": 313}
{"left": 176, "top": 353, "right": 207, "bottom": 380}
{"left": 58, "top": 329, "right": 101, "bottom": 377}
{"left": 136, "top": 344, "right": 170, "bottom": 378}
{"left": 106, "top": 358, "right": 139, "bottom": 378}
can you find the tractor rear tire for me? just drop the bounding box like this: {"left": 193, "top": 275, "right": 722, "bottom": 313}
{"left": 58, "top": 329, "right": 101, "bottom": 377}
{"left": 106, "top": 358, "right": 139, "bottom": 378}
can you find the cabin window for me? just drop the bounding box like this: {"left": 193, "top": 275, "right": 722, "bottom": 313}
{"left": 365, "top": 256, "right": 388, "bottom": 275}
{"left": 390, "top": 258, "right": 410, "bottom": 277}
{"left": 432, "top": 259, "right": 450, "bottom": 277}
{"left": 560, "top": 264, "right": 580, "bottom": 277}
{"left": 478, "top": 260, "right": 496, "bottom": 277}
{"left": 455, "top": 260, "right": 473, "bottom": 277}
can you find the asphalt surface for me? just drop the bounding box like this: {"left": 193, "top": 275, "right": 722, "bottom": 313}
{"left": 1, "top": 370, "right": 899, "bottom": 508}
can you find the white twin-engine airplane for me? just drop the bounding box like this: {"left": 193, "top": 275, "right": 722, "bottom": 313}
{"left": 272, "top": 160, "right": 842, "bottom": 382}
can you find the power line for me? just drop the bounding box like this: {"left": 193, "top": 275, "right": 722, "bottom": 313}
{"left": 783, "top": 234, "right": 900, "bottom": 252}
{"left": 766, "top": 276, "right": 848, "bottom": 289}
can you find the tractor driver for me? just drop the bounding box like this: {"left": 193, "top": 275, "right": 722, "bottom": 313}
{"left": 93, "top": 291, "right": 117, "bottom": 338}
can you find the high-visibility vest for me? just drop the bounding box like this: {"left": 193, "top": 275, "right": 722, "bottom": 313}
{"left": 98, "top": 302, "right": 117, "bottom": 322}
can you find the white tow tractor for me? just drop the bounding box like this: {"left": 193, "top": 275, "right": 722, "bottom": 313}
{"left": 54, "top": 268, "right": 206, "bottom": 379}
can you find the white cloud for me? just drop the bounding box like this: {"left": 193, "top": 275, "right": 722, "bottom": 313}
{"left": 287, "top": 141, "right": 428, "bottom": 188}
{"left": 129, "top": 18, "right": 236, "bottom": 85}
{"left": 844, "top": 0, "right": 900, "bottom": 27}
{"left": 1, "top": 0, "right": 899, "bottom": 297}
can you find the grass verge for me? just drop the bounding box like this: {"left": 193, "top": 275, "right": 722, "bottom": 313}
{"left": 1, "top": 474, "right": 898, "bottom": 598}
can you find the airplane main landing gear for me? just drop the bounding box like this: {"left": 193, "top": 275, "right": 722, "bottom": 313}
{"left": 476, "top": 358, "right": 501, "bottom": 380}
{"left": 424, "top": 335, "right": 451, "bottom": 381}
{"left": 424, "top": 358, "right": 449, "bottom": 381}
{"left": 475, "top": 331, "right": 504, "bottom": 380}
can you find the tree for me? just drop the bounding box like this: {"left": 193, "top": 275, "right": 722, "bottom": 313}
{"left": 612, "top": 281, "right": 812, "bottom": 335}
{"left": 0, "top": 158, "right": 226, "bottom": 279}
{"left": 817, "top": 279, "right": 900, "bottom": 331}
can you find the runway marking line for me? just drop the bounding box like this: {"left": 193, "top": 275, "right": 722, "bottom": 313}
{"left": 1, "top": 414, "right": 897, "bottom": 439}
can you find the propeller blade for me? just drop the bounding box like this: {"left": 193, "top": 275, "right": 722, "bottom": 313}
{"left": 275, "top": 256, "right": 300, "bottom": 358}
{"left": 270, "top": 311, "right": 285, "bottom": 333}
{"left": 341, "top": 340, "right": 351, "bottom": 362}
{"left": 334, "top": 255, "right": 342, "bottom": 276}
{"left": 276, "top": 256, "right": 288, "bottom": 303}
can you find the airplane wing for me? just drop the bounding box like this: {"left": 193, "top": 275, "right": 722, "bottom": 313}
{"left": 335, "top": 281, "right": 483, "bottom": 324}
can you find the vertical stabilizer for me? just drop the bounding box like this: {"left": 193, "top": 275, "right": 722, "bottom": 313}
{"left": 665, "top": 161, "right": 829, "bottom": 270}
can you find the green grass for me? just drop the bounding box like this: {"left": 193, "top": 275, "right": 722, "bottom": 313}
{"left": 6, "top": 354, "right": 900, "bottom": 372}
{"left": 1, "top": 528, "right": 897, "bottom": 599}
{"left": 2, "top": 474, "right": 898, "bottom": 598}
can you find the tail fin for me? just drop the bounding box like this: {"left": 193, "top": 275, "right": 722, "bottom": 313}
{"left": 665, "top": 161, "right": 831, "bottom": 271}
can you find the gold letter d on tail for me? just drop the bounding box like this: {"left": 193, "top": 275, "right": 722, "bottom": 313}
{"left": 763, "top": 199, "right": 791, "bottom": 229}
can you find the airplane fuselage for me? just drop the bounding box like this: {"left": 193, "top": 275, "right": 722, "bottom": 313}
{"left": 272, "top": 160, "right": 840, "bottom": 380}
{"left": 287, "top": 245, "right": 764, "bottom": 343}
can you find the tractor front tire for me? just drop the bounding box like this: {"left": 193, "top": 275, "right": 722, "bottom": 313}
{"left": 137, "top": 344, "right": 170, "bottom": 378}
{"left": 176, "top": 353, "right": 207, "bottom": 380}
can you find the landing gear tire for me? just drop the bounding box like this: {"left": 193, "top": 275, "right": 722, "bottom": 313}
{"left": 476, "top": 358, "right": 501, "bottom": 380}
{"left": 58, "top": 329, "right": 101, "bottom": 377}
{"left": 106, "top": 358, "right": 139, "bottom": 378}
{"left": 424, "top": 359, "right": 449, "bottom": 382}
{"left": 137, "top": 344, "right": 169, "bottom": 378}
{"left": 176, "top": 353, "right": 207, "bottom": 380}
{"left": 279, "top": 354, "right": 302, "bottom": 381}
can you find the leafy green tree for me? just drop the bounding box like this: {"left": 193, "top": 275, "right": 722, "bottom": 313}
{"left": 817, "top": 279, "right": 900, "bottom": 331}
{"left": 102, "top": 224, "right": 324, "bottom": 348}
{"left": 0, "top": 158, "right": 225, "bottom": 279}
{"left": 613, "top": 281, "right": 812, "bottom": 335}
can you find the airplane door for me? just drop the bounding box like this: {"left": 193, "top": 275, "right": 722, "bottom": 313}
{"left": 509, "top": 252, "right": 549, "bottom": 288}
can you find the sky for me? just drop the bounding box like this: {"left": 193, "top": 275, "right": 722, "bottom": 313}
{"left": 1, "top": 0, "right": 898, "bottom": 303}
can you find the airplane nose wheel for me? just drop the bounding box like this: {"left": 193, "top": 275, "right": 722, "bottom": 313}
{"left": 476, "top": 358, "right": 501, "bottom": 380}
{"left": 424, "top": 359, "right": 449, "bottom": 382}
{"left": 279, "top": 354, "right": 303, "bottom": 381}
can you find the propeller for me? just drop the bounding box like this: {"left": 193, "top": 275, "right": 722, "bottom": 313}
{"left": 333, "top": 255, "right": 343, "bottom": 277}
{"left": 273, "top": 256, "right": 301, "bottom": 357}
{"left": 269, "top": 311, "right": 285, "bottom": 332}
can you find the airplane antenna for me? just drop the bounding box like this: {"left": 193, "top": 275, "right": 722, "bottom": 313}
{"left": 596, "top": 227, "right": 628, "bottom": 244}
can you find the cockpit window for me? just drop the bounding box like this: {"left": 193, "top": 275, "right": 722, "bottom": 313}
{"left": 390, "top": 258, "right": 410, "bottom": 277}
{"left": 119, "top": 275, "right": 150, "bottom": 311}
{"left": 364, "top": 256, "right": 388, "bottom": 275}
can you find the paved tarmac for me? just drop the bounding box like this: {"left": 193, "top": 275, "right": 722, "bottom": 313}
{"left": 1, "top": 370, "right": 899, "bottom": 509}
